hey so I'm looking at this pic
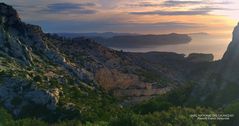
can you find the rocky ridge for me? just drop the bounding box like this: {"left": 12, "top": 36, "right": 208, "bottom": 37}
{"left": 186, "top": 23, "right": 239, "bottom": 106}
{"left": 0, "top": 3, "right": 95, "bottom": 118}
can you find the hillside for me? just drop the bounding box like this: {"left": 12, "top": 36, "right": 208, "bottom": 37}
{"left": 0, "top": 3, "right": 196, "bottom": 119}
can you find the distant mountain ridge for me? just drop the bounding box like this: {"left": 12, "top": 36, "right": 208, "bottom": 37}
{"left": 57, "top": 32, "right": 137, "bottom": 38}
{"left": 57, "top": 32, "right": 192, "bottom": 48}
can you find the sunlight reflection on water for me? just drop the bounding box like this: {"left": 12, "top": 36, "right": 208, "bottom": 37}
{"left": 113, "top": 34, "right": 231, "bottom": 60}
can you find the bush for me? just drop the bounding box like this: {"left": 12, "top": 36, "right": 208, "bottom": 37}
{"left": 0, "top": 107, "right": 14, "bottom": 126}
{"left": 142, "top": 107, "right": 216, "bottom": 126}
{"left": 15, "top": 119, "right": 47, "bottom": 126}
{"left": 109, "top": 113, "right": 148, "bottom": 126}
{"left": 134, "top": 98, "right": 172, "bottom": 114}
{"left": 220, "top": 102, "right": 239, "bottom": 126}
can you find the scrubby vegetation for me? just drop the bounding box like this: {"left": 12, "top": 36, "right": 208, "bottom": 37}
{"left": 0, "top": 84, "right": 233, "bottom": 126}
{"left": 0, "top": 61, "right": 235, "bottom": 126}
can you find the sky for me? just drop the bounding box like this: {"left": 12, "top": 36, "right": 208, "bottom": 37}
{"left": 1, "top": 0, "right": 239, "bottom": 35}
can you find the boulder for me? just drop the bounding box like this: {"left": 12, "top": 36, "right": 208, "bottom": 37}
{"left": 0, "top": 77, "right": 59, "bottom": 116}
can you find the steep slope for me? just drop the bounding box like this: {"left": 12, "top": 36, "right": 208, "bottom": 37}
{"left": 0, "top": 3, "right": 114, "bottom": 120}
{"left": 49, "top": 36, "right": 177, "bottom": 103}
{"left": 187, "top": 23, "right": 239, "bottom": 107}
{"left": 222, "top": 23, "right": 239, "bottom": 62}
{"left": 221, "top": 23, "right": 239, "bottom": 82}
{"left": 53, "top": 36, "right": 210, "bottom": 103}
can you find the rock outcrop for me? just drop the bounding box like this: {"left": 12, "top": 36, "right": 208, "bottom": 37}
{"left": 220, "top": 23, "right": 239, "bottom": 82}
{"left": 0, "top": 3, "right": 20, "bottom": 26}
{"left": 187, "top": 22, "right": 239, "bottom": 106}
{"left": 222, "top": 23, "right": 239, "bottom": 62}
{"left": 187, "top": 53, "right": 214, "bottom": 63}
{"left": 0, "top": 77, "right": 59, "bottom": 116}
{"left": 0, "top": 3, "right": 64, "bottom": 116}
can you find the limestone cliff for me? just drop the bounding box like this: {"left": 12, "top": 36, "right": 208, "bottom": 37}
{"left": 220, "top": 23, "right": 239, "bottom": 82}
{"left": 187, "top": 22, "right": 239, "bottom": 106}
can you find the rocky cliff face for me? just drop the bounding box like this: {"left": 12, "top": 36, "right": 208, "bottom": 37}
{"left": 0, "top": 3, "right": 64, "bottom": 117}
{"left": 220, "top": 23, "right": 239, "bottom": 82}
{"left": 0, "top": 4, "right": 30, "bottom": 65}
{"left": 222, "top": 23, "right": 239, "bottom": 62}
{"left": 187, "top": 22, "right": 239, "bottom": 106}
{"left": 0, "top": 3, "right": 95, "bottom": 118}
{"left": 0, "top": 3, "right": 20, "bottom": 26}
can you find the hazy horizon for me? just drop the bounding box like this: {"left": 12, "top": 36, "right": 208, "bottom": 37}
{"left": 3, "top": 0, "right": 238, "bottom": 34}
{"left": 111, "top": 34, "right": 231, "bottom": 60}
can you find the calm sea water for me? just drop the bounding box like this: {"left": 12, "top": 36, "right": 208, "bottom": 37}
{"left": 113, "top": 34, "right": 231, "bottom": 60}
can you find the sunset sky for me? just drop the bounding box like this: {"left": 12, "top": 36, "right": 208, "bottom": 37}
{"left": 2, "top": 0, "right": 239, "bottom": 35}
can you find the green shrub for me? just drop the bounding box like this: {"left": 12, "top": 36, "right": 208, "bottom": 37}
{"left": 15, "top": 118, "right": 47, "bottom": 126}
{"left": 134, "top": 99, "right": 172, "bottom": 114}
{"left": 142, "top": 107, "right": 216, "bottom": 126}
{"left": 220, "top": 102, "right": 239, "bottom": 126}
{"left": 109, "top": 113, "right": 148, "bottom": 126}
{"left": 0, "top": 107, "right": 14, "bottom": 126}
